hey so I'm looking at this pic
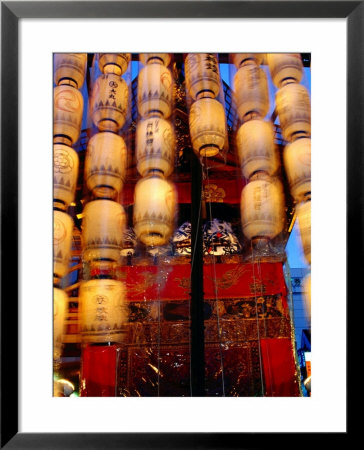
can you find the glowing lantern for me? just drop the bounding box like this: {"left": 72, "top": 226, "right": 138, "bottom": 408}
{"left": 82, "top": 199, "right": 126, "bottom": 262}
{"left": 137, "top": 64, "right": 173, "bottom": 119}
{"left": 54, "top": 288, "right": 68, "bottom": 360}
{"left": 296, "top": 199, "right": 311, "bottom": 265}
{"left": 189, "top": 97, "right": 226, "bottom": 157}
{"left": 54, "top": 210, "right": 73, "bottom": 278}
{"left": 54, "top": 85, "right": 83, "bottom": 145}
{"left": 276, "top": 82, "right": 311, "bottom": 142}
{"left": 134, "top": 174, "right": 177, "bottom": 247}
{"left": 139, "top": 53, "right": 171, "bottom": 66}
{"left": 91, "top": 73, "right": 129, "bottom": 132}
{"left": 267, "top": 53, "right": 303, "bottom": 88}
{"left": 98, "top": 53, "right": 131, "bottom": 75}
{"left": 232, "top": 53, "right": 264, "bottom": 68}
{"left": 284, "top": 137, "right": 311, "bottom": 201}
{"left": 303, "top": 272, "right": 311, "bottom": 317}
{"left": 85, "top": 132, "right": 127, "bottom": 199}
{"left": 240, "top": 176, "right": 284, "bottom": 241}
{"left": 53, "top": 143, "right": 79, "bottom": 208}
{"left": 79, "top": 279, "right": 127, "bottom": 343}
{"left": 236, "top": 119, "right": 277, "bottom": 179}
{"left": 234, "top": 65, "right": 269, "bottom": 121}
{"left": 54, "top": 53, "right": 87, "bottom": 89}
{"left": 185, "top": 53, "right": 220, "bottom": 100}
{"left": 136, "top": 116, "right": 175, "bottom": 177}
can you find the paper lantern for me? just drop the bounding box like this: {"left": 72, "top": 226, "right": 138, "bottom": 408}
{"left": 53, "top": 143, "right": 79, "bottom": 207}
{"left": 79, "top": 279, "right": 127, "bottom": 344}
{"left": 232, "top": 53, "right": 264, "bottom": 68}
{"left": 85, "top": 131, "right": 127, "bottom": 199}
{"left": 189, "top": 97, "right": 226, "bottom": 157}
{"left": 240, "top": 177, "right": 284, "bottom": 241}
{"left": 54, "top": 85, "right": 83, "bottom": 145}
{"left": 98, "top": 53, "right": 131, "bottom": 75}
{"left": 185, "top": 53, "right": 220, "bottom": 100}
{"left": 236, "top": 119, "right": 277, "bottom": 179}
{"left": 91, "top": 73, "right": 129, "bottom": 132}
{"left": 137, "top": 64, "right": 173, "bottom": 118}
{"left": 136, "top": 116, "right": 175, "bottom": 177}
{"left": 54, "top": 210, "right": 73, "bottom": 278}
{"left": 54, "top": 53, "right": 87, "bottom": 89}
{"left": 303, "top": 272, "right": 311, "bottom": 317}
{"left": 82, "top": 199, "right": 126, "bottom": 262}
{"left": 276, "top": 83, "right": 311, "bottom": 142}
{"left": 139, "top": 53, "right": 171, "bottom": 66}
{"left": 284, "top": 137, "right": 311, "bottom": 201}
{"left": 134, "top": 174, "right": 177, "bottom": 247}
{"left": 234, "top": 65, "right": 269, "bottom": 121}
{"left": 54, "top": 288, "right": 68, "bottom": 360}
{"left": 296, "top": 199, "right": 311, "bottom": 265}
{"left": 267, "top": 53, "right": 303, "bottom": 88}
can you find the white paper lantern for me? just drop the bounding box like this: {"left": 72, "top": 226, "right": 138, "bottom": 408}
{"left": 232, "top": 53, "right": 264, "bottom": 68}
{"left": 234, "top": 65, "right": 269, "bottom": 121}
{"left": 185, "top": 53, "right": 221, "bottom": 100}
{"left": 276, "top": 82, "right": 311, "bottom": 142}
{"left": 91, "top": 73, "right": 129, "bottom": 132}
{"left": 133, "top": 174, "right": 177, "bottom": 247}
{"left": 53, "top": 143, "right": 79, "bottom": 207}
{"left": 54, "top": 288, "right": 68, "bottom": 360}
{"left": 189, "top": 97, "right": 226, "bottom": 157}
{"left": 284, "top": 137, "right": 311, "bottom": 201}
{"left": 296, "top": 200, "right": 311, "bottom": 265}
{"left": 79, "top": 279, "right": 127, "bottom": 343}
{"left": 82, "top": 199, "right": 126, "bottom": 262}
{"left": 98, "top": 53, "right": 131, "bottom": 75}
{"left": 267, "top": 53, "right": 303, "bottom": 88}
{"left": 54, "top": 210, "right": 73, "bottom": 278}
{"left": 236, "top": 119, "right": 277, "bottom": 179}
{"left": 139, "top": 53, "right": 171, "bottom": 66}
{"left": 303, "top": 272, "right": 311, "bottom": 317}
{"left": 85, "top": 132, "right": 127, "bottom": 199}
{"left": 54, "top": 85, "right": 83, "bottom": 145}
{"left": 137, "top": 64, "right": 173, "bottom": 119}
{"left": 54, "top": 53, "right": 87, "bottom": 89}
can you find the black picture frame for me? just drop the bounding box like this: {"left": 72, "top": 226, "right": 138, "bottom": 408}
{"left": 1, "top": 1, "right": 357, "bottom": 448}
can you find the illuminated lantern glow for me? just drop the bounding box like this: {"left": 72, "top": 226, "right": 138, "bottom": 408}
{"left": 54, "top": 85, "right": 83, "bottom": 145}
{"left": 133, "top": 174, "right": 177, "bottom": 247}
{"left": 139, "top": 53, "right": 171, "bottom": 66}
{"left": 189, "top": 97, "right": 226, "bottom": 157}
{"left": 284, "top": 137, "right": 311, "bottom": 202}
{"left": 296, "top": 199, "right": 311, "bottom": 265}
{"left": 98, "top": 53, "right": 131, "bottom": 76}
{"left": 85, "top": 132, "right": 127, "bottom": 199}
{"left": 54, "top": 288, "right": 68, "bottom": 360}
{"left": 137, "top": 64, "right": 173, "bottom": 119}
{"left": 82, "top": 199, "right": 126, "bottom": 262}
{"left": 236, "top": 119, "right": 277, "bottom": 179}
{"left": 54, "top": 210, "right": 73, "bottom": 278}
{"left": 91, "top": 73, "right": 129, "bottom": 132}
{"left": 185, "top": 53, "right": 220, "bottom": 100}
{"left": 79, "top": 279, "right": 127, "bottom": 344}
{"left": 136, "top": 117, "right": 175, "bottom": 177}
{"left": 53, "top": 144, "right": 79, "bottom": 208}
{"left": 240, "top": 176, "right": 284, "bottom": 241}
{"left": 232, "top": 53, "right": 264, "bottom": 68}
{"left": 267, "top": 53, "right": 303, "bottom": 88}
{"left": 234, "top": 65, "right": 269, "bottom": 121}
{"left": 54, "top": 53, "right": 87, "bottom": 89}
{"left": 276, "top": 82, "right": 311, "bottom": 142}
{"left": 303, "top": 272, "right": 311, "bottom": 317}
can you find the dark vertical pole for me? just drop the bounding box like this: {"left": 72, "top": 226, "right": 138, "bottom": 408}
{"left": 190, "top": 152, "right": 205, "bottom": 396}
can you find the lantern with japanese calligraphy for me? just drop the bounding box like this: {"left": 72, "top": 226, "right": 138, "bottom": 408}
{"left": 137, "top": 63, "right": 173, "bottom": 119}
{"left": 296, "top": 199, "right": 311, "bottom": 265}
{"left": 133, "top": 174, "right": 177, "bottom": 247}
{"left": 85, "top": 131, "right": 127, "bottom": 199}
{"left": 79, "top": 279, "right": 127, "bottom": 344}
{"left": 54, "top": 53, "right": 87, "bottom": 89}
{"left": 54, "top": 85, "right": 84, "bottom": 145}
{"left": 82, "top": 199, "right": 126, "bottom": 262}
{"left": 236, "top": 119, "right": 277, "bottom": 180}
{"left": 232, "top": 53, "right": 264, "bottom": 68}
{"left": 276, "top": 82, "right": 311, "bottom": 142}
{"left": 240, "top": 176, "right": 284, "bottom": 242}
{"left": 234, "top": 64, "right": 269, "bottom": 121}
{"left": 54, "top": 210, "right": 73, "bottom": 278}
{"left": 267, "top": 53, "right": 303, "bottom": 88}
{"left": 284, "top": 137, "right": 311, "bottom": 202}
{"left": 185, "top": 53, "right": 220, "bottom": 100}
{"left": 91, "top": 73, "right": 129, "bottom": 132}
{"left": 53, "top": 143, "right": 79, "bottom": 208}
{"left": 189, "top": 97, "right": 226, "bottom": 157}
{"left": 136, "top": 116, "right": 175, "bottom": 177}
{"left": 54, "top": 287, "right": 68, "bottom": 360}
{"left": 139, "top": 53, "right": 171, "bottom": 66}
{"left": 98, "top": 53, "right": 131, "bottom": 76}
